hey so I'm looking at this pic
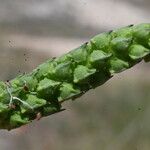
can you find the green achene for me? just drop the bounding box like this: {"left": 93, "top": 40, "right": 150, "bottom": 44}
{"left": 0, "top": 23, "right": 149, "bottom": 130}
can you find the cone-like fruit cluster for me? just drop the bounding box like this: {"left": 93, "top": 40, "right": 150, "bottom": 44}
{"left": 0, "top": 23, "right": 149, "bottom": 130}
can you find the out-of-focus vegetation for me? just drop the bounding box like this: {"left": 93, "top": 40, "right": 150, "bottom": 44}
{"left": 0, "top": 0, "right": 149, "bottom": 150}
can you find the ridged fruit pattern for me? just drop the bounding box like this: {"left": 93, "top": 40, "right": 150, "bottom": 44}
{"left": 0, "top": 23, "right": 149, "bottom": 130}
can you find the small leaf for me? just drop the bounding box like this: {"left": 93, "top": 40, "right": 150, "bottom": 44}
{"left": 55, "top": 53, "right": 71, "bottom": 63}
{"left": 10, "top": 112, "right": 29, "bottom": 127}
{"left": 133, "top": 24, "right": 150, "bottom": 46}
{"left": 34, "top": 60, "right": 56, "bottom": 80}
{"left": 11, "top": 75, "right": 38, "bottom": 92}
{"left": 89, "top": 50, "right": 112, "bottom": 63}
{"left": 54, "top": 62, "right": 73, "bottom": 81}
{"left": 129, "top": 45, "right": 150, "bottom": 60}
{"left": 37, "top": 78, "right": 60, "bottom": 99}
{"left": 109, "top": 58, "right": 129, "bottom": 74}
{"left": 24, "top": 94, "right": 46, "bottom": 110}
{"left": 58, "top": 83, "right": 81, "bottom": 102}
{"left": 111, "top": 37, "right": 132, "bottom": 52}
{"left": 91, "top": 33, "right": 111, "bottom": 52}
{"left": 112, "top": 26, "right": 133, "bottom": 38}
{"left": 74, "top": 65, "right": 96, "bottom": 83}
{"left": 69, "top": 43, "right": 88, "bottom": 64}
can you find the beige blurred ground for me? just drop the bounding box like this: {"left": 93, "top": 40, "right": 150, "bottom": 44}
{"left": 0, "top": 0, "right": 150, "bottom": 150}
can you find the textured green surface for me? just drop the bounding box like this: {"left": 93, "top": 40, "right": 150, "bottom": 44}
{"left": 0, "top": 23, "right": 150, "bottom": 130}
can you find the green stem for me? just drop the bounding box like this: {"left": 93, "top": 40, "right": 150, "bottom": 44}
{"left": 0, "top": 23, "right": 150, "bottom": 130}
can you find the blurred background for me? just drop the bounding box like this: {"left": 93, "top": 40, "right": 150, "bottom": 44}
{"left": 0, "top": 0, "right": 150, "bottom": 150}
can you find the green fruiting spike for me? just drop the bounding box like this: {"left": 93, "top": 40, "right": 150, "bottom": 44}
{"left": 0, "top": 23, "right": 149, "bottom": 130}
